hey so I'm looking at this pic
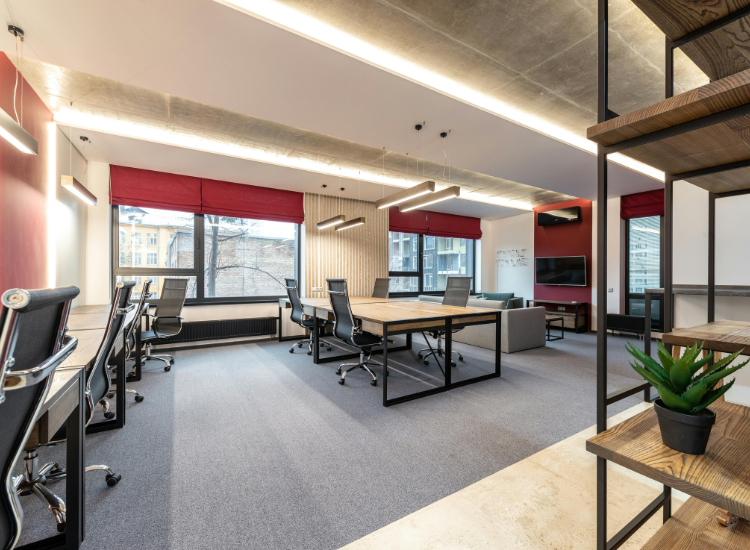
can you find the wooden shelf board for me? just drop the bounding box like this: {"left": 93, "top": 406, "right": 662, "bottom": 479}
{"left": 632, "top": 0, "right": 750, "bottom": 81}
{"left": 641, "top": 496, "right": 750, "bottom": 550}
{"left": 662, "top": 320, "right": 750, "bottom": 355}
{"left": 587, "top": 69, "right": 750, "bottom": 194}
{"left": 646, "top": 285, "right": 750, "bottom": 297}
{"left": 587, "top": 400, "right": 750, "bottom": 520}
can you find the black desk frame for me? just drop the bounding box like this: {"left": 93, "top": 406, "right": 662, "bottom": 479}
{"left": 86, "top": 330, "right": 126, "bottom": 434}
{"left": 17, "top": 368, "right": 86, "bottom": 550}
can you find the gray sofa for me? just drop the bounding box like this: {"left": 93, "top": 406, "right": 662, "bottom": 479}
{"left": 417, "top": 295, "right": 546, "bottom": 353}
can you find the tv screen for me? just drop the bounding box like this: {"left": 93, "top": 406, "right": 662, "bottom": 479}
{"left": 535, "top": 256, "right": 587, "bottom": 286}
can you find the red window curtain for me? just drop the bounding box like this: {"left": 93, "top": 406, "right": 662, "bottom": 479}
{"left": 389, "top": 207, "right": 428, "bottom": 235}
{"left": 109, "top": 165, "right": 202, "bottom": 213}
{"left": 621, "top": 189, "right": 664, "bottom": 219}
{"left": 201, "top": 178, "right": 304, "bottom": 224}
{"left": 425, "top": 211, "right": 482, "bottom": 239}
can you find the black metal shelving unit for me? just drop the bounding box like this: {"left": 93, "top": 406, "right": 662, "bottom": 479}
{"left": 594, "top": 1, "right": 750, "bottom": 548}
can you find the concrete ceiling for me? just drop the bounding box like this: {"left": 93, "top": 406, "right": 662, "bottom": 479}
{"left": 0, "top": 0, "right": 670, "bottom": 216}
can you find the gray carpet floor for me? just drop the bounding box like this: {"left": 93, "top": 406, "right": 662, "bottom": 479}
{"left": 16, "top": 331, "right": 648, "bottom": 549}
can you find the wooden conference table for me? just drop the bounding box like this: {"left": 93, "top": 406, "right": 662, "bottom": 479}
{"left": 280, "top": 296, "right": 501, "bottom": 406}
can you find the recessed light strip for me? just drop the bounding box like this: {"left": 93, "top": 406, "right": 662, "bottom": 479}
{"left": 214, "top": 0, "right": 663, "bottom": 182}
{"left": 61, "top": 175, "right": 98, "bottom": 205}
{"left": 399, "top": 186, "right": 460, "bottom": 212}
{"left": 335, "top": 217, "right": 365, "bottom": 231}
{"left": 374, "top": 180, "right": 435, "bottom": 209}
{"left": 0, "top": 107, "right": 38, "bottom": 155}
{"left": 317, "top": 214, "right": 346, "bottom": 229}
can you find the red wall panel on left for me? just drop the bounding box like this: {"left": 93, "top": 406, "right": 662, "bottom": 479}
{"left": 0, "top": 52, "right": 53, "bottom": 293}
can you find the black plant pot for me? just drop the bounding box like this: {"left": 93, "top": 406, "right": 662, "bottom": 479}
{"left": 654, "top": 399, "right": 716, "bottom": 455}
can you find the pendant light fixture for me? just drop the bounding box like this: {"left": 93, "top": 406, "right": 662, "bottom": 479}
{"left": 317, "top": 183, "right": 347, "bottom": 229}
{"left": 61, "top": 130, "right": 98, "bottom": 205}
{"left": 1, "top": 26, "right": 38, "bottom": 155}
{"left": 399, "top": 131, "right": 459, "bottom": 212}
{"left": 374, "top": 180, "right": 435, "bottom": 209}
{"left": 337, "top": 177, "right": 365, "bottom": 231}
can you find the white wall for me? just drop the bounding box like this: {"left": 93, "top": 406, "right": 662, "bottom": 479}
{"left": 480, "top": 213, "right": 535, "bottom": 301}
{"left": 53, "top": 128, "right": 88, "bottom": 307}
{"left": 591, "top": 197, "right": 622, "bottom": 331}
{"left": 85, "top": 162, "right": 112, "bottom": 305}
{"left": 673, "top": 181, "right": 750, "bottom": 405}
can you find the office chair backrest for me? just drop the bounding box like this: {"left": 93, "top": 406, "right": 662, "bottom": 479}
{"left": 284, "top": 278, "right": 305, "bottom": 325}
{"left": 0, "top": 286, "right": 79, "bottom": 550}
{"left": 442, "top": 277, "right": 472, "bottom": 307}
{"left": 126, "top": 279, "right": 151, "bottom": 351}
{"left": 372, "top": 278, "right": 390, "bottom": 299}
{"left": 87, "top": 281, "right": 135, "bottom": 423}
{"left": 154, "top": 278, "right": 188, "bottom": 336}
{"left": 326, "top": 279, "right": 356, "bottom": 341}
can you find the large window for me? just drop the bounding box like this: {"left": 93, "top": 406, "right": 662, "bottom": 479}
{"left": 388, "top": 232, "right": 476, "bottom": 295}
{"left": 113, "top": 205, "right": 299, "bottom": 303}
{"left": 625, "top": 216, "right": 663, "bottom": 331}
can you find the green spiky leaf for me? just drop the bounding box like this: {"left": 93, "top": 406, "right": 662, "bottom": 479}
{"left": 701, "top": 360, "right": 750, "bottom": 388}
{"left": 687, "top": 353, "right": 713, "bottom": 377}
{"left": 681, "top": 341, "right": 704, "bottom": 366}
{"left": 693, "top": 350, "right": 747, "bottom": 384}
{"left": 657, "top": 385, "right": 694, "bottom": 414}
{"left": 681, "top": 380, "right": 708, "bottom": 406}
{"left": 657, "top": 341, "right": 675, "bottom": 375}
{"left": 669, "top": 356, "right": 692, "bottom": 393}
{"left": 631, "top": 363, "right": 667, "bottom": 391}
{"left": 626, "top": 344, "right": 671, "bottom": 386}
{"left": 692, "top": 380, "right": 735, "bottom": 413}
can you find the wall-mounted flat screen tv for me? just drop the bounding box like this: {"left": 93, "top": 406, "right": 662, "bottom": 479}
{"left": 535, "top": 256, "right": 587, "bottom": 286}
{"left": 537, "top": 206, "right": 581, "bottom": 226}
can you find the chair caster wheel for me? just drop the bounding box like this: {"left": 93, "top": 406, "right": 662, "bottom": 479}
{"left": 134, "top": 394, "right": 144, "bottom": 403}
{"left": 104, "top": 411, "right": 115, "bottom": 420}
{"left": 371, "top": 380, "right": 377, "bottom": 386}
{"left": 417, "top": 353, "right": 422, "bottom": 359}
{"left": 298, "top": 343, "right": 303, "bottom": 348}
{"left": 338, "top": 379, "right": 345, "bottom": 385}
{"left": 424, "top": 360, "right": 429, "bottom": 365}
{"left": 164, "top": 365, "right": 171, "bottom": 372}
{"left": 451, "top": 362, "right": 457, "bottom": 368}
{"left": 106, "top": 391, "right": 115, "bottom": 399}
{"left": 335, "top": 368, "right": 342, "bottom": 375}
{"left": 307, "top": 351, "right": 312, "bottom": 356}
{"left": 106, "top": 473, "right": 122, "bottom": 487}
{"left": 289, "top": 349, "right": 294, "bottom": 354}
{"left": 327, "top": 347, "right": 332, "bottom": 351}
{"left": 459, "top": 357, "right": 464, "bottom": 362}
{"left": 57, "top": 522, "right": 66, "bottom": 533}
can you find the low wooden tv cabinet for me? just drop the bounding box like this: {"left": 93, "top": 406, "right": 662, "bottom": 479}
{"left": 526, "top": 299, "right": 588, "bottom": 333}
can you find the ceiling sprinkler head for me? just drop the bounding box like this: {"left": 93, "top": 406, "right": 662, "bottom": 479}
{"left": 440, "top": 132, "right": 448, "bottom": 138}
{"left": 415, "top": 124, "right": 423, "bottom": 131}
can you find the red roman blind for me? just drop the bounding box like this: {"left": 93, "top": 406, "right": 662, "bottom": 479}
{"left": 389, "top": 207, "right": 429, "bottom": 235}
{"left": 621, "top": 189, "right": 664, "bottom": 219}
{"left": 426, "top": 211, "right": 482, "bottom": 239}
{"left": 201, "top": 178, "right": 304, "bottom": 224}
{"left": 109, "top": 165, "right": 202, "bottom": 213}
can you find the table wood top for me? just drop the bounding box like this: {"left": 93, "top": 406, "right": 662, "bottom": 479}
{"left": 641, "top": 496, "right": 750, "bottom": 550}
{"left": 299, "top": 296, "right": 394, "bottom": 308}
{"left": 67, "top": 311, "right": 111, "bottom": 331}
{"left": 662, "top": 321, "right": 750, "bottom": 355}
{"left": 587, "top": 400, "right": 750, "bottom": 520}
{"left": 60, "top": 328, "right": 104, "bottom": 370}
{"left": 347, "top": 301, "right": 497, "bottom": 324}
{"left": 71, "top": 304, "right": 111, "bottom": 315}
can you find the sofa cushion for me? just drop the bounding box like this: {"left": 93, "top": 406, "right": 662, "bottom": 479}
{"left": 482, "top": 292, "right": 514, "bottom": 302}
{"left": 506, "top": 297, "right": 524, "bottom": 310}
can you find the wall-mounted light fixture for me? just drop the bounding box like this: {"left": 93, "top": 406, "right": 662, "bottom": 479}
{"left": 335, "top": 217, "right": 365, "bottom": 231}
{"left": 317, "top": 214, "right": 346, "bottom": 229}
{"left": 61, "top": 175, "right": 97, "bottom": 206}
{"left": 374, "top": 180, "right": 435, "bottom": 209}
{"left": 399, "top": 186, "right": 460, "bottom": 212}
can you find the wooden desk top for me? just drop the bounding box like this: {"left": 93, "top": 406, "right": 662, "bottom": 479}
{"left": 67, "top": 311, "right": 110, "bottom": 331}
{"left": 662, "top": 321, "right": 750, "bottom": 355}
{"left": 26, "top": 367, "right": 83, "bottom": 448}
{"left": 71, "top": 304, "right": 111, "bottom": 315}
{"left": 587, "top": 400, "right": 750, "bottom": 520}
{"left": 300, "top": 296, "right": 394, "bottom": 308}
{"left": 60, "top": 328, "right": 104, "bottom": 370}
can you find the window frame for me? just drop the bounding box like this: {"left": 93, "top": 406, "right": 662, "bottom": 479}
{"left": 388, "top": 232, "right": 476, "bottom": 297}
{"left": 624, "top": 216, "right": 664, "bottom": 332}
{"left": 112, "top": 206, "right": 301, "bottom": 305}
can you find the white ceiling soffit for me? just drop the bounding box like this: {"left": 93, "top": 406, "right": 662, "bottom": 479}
{"left": 0, "top": 0, "right": 662, "bottom": 203}
{"left": 21, "top": 57, "right": 577, "bottom": 211}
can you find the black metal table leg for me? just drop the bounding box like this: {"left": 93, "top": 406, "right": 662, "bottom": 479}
{"left": 382, "top": 323, "right": 388, "bottom": 407}
{"left": 445, "top": 317, "right": 452, "bottom": 388}
{"left": 66, "top": 369, "right": 85, "bottom": 549}
{"left": 496, "top": 311, "right": 501, "bottom": 377}
{"left": 278, "top": 305, "right": 283, "bottom": 341}
{"left": 313, "top": 310, "right": 320, "bottom": 364}
{"left": 116, "top": 330, "right": 126, "bottom": 429}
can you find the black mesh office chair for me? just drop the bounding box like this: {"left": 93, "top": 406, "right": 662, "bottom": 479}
{"left": 372, "top": 278, "right": 390, "bottom": 299}
{"left": 115, "top": 278, "right": 151, "bottom": 403}
{"left": 327, "top": 279, "right": 384, "bottom": 386}
{"left": 0, "top": 286, "right": 79, "bottom": 548}
{"left": 140, "top": 278, "right": 188, "bottom": 372}
{"left": 284, "top": 278, "right": 331, "bottom": 355}
{"left": 419, "top": 277, "right": 472, "bottom": 367}
{"left": 14, "top": 282, "right": 136, "bottom": 534}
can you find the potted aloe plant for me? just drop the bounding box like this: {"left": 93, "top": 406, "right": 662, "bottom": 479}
{"left": 626, "top": 341, "right": 750, "bottom": 455}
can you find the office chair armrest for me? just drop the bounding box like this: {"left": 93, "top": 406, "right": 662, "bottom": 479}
{"left": 3, "top": 335, "right": 78, "bottom": 390}
{"left": 153, "top": 315, "right": 184, "bottom": 320}
{"left": 116, "top": 303, "right": 136, "bottom": 315}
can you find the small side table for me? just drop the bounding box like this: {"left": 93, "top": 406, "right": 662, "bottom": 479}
{"left": 546, "top": 316, "right": 564, "bottom": 341}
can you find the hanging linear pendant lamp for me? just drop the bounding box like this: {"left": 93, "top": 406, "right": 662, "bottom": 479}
{"left": 61, "top": 132, "right": 98, "bottom": 205}
{"left": 1, "top": 26, "right": 38, "bottom": 155}
{"left": 337, "top": 176, "right": 365, "bottom": 231}
{"left": 317, "top": 185, "right": 348, "bottom": 229}
{"left": 400, "top": 186, "right": 460, "bottom": 212}
{"left": 374, "top": 180, "right": 435, "bottom": 209}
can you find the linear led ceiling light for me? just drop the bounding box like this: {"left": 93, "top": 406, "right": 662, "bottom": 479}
{"left": 61, "top": 175, "right": 98, "bottom": 205}
{"left": 374, "top": 180, "right": 435, "bottom": 209}
{"left": 335, "top": 217, "right": 365, "bottom": 231}
{"left": 214, "top": 0, "right": 663, "bottom": 182}
{"left": 0, "top": 106, "right": 38, "bottom": 155}
{"left": 400, "top": 186, "right": 460, "bottom": 212}
{"left": 317, "top": 214, "right": 346, "bottom": 229}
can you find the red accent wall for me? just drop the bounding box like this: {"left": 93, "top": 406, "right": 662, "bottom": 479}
{"left": 534, "top": 199, "right": 593, "bottom": 326}
{"left": 0, "top": 52, "right": 53, "bottom": 293}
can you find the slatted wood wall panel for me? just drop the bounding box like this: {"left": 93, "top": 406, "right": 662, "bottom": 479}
{"left": 304, "top": 193, "right": 389, "bottom": 298}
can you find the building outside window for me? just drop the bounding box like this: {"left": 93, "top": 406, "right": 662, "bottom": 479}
{"left": 147, "top": 252, "right": 157, "bottom": 266}
{"left": 626, "top": 215, "right": 662, "bottom": 331}
{"left": 147, "top": 233, "right": 157, "bottom": 246}
{"left": 134, "top": 252, "right": 142, "bottom": 265}
{"left": 132, "top": 232, "right": 142, "bottom": 245}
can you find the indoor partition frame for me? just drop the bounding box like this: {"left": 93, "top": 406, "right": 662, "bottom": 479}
{"left": 595, "top": 0, "right": 750, "bottom": 548}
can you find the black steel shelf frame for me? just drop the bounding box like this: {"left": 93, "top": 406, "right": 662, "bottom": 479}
{"left": 595, "top": 1, "right": 750, "bottom": 548}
